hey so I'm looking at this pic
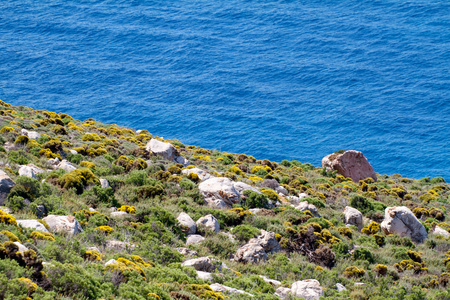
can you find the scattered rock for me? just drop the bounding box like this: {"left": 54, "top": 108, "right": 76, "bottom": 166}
{"left": 234, "top": 243, "right": 267, "bottom": 263}
{"left": 196, "top": 271, "right": 213, "bottom": 281}
{"left": 182, "top": 257, "right": 215, "bottom": 272}
{"left": 146, "top": 139, "right": 189, "bottom": 166}
{"left": 380, "top": 206, "right": 428, "bottom": 243}
{"left": 0, "top": 170, "right": 15, "bottom": 205}
{"left": 259, "top": 275, "right": 281, "bottom": 286}
{"left": 186, "top": 234, "right": 205, "bottom": 245}
{"left": 177, "top": 212, "right": 197, "bottom": 234}
{"left": 110, "top": 211, "right": 128, "bottom": 218}
{"left": 222, "top": 232, "right": 235, "bottom": 243}
{"left": 18, "top": 165, "right": 37, "bottom": 179}
{"left": 275, "top": 186, "right": 288, "bottom": 196}
{"left": 42, "top": 215, "right": 84, "bottom": 235}
{"left": 0, "top": 206, "right": 12, "bottom": 214}
{"left": 249, "top": 208, "right": 261, "bottom": 214}
{"left": 105, "top": 240, "right": 136, "bottom": 251}
{"left": 56, "top": 160, "right": 77, "bottom": 172}
{"left": 48, "top": 157, "right": 60, "bottom": 166}
{"left": 196, "top": 214, "right": 220, "bottom": 233}
{"left": 354, "top": 282, "right": 366, "bottom": 287}
{"left": 13, "top": 242, "right": 29, "bottom": 253}
{"left": 233, "top": 181, "right": 260, "bottom": 196}
{"left": 432, "top": 225, "right": 450, "bottom": 238}
{"left": 181, "top": 168, "right": 213, "bottom": 181}
{"left": 198, "top": 177, "right": 240, "bottom": 208}
{"left": 322, "top": 150, "right": 377, "bottom": 182}
{"left": 16, "top": 220, "right": 49, "bottom": 233}
{"left": 21, "top": 129, "right": 40, "bottom": 139}
{"left": 69, "top": 149, "right": 78, "bottom": 155}
{"left": 275, "top": 287, "right": 291, "bottom": 299}
{"left": 291, "top": 279, "right": 323, "bottom": 300}
{"left": 100, "top": 178, "right": 109, "bottom": 188}
{"left": 344, "top": 206, "right": 363, "bottom": 231}
{"left": 176, "top": 247, "right": 198, "bottom": 257}
{"left": 105, "top": 259, "right": 118, "bottom": 266}
{"left": 336, "top": 283, "right": 347, "bottom": 292}
{"left": 248, "top": 230, "right": 281, "bottom": 254}
{"left": 296, "top": 201, "right": 321, "bottom": 217}
{"left": 209, "top": 283, "right": 253, "bottom": 297}
{"left": 87, "top": 246, "right": 101, "bottom": 253}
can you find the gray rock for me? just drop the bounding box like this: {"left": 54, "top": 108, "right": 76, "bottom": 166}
{"left": 176, "top": 247, "right": 198, "bottom": 257}
{"left": 432, "top": 225, "right": 450, "bottom": 238}
{"left": 177, "top": 212, "right": 197, "bottom": 234}
{"left": 21, "top": 129, "right": 40, "bottom": 139}
{"left": 344, "top": 206, "right": 363, "bottom": 231}
{"left": 182, "top": 257, "right": 216, "bottom": 272}
{"left": 249, "top": 208, "right": 261, "bottom": 214}
{"left": 336, "top": 283, "right": 347, "bottom": 292}
{"left": 13, "top": 242, "right": 29, "bottom": 253}
{"left": 291, "top": 279, "right": 323, "bottom": 300}
{"left": 0, "top": 170, "right": 15, "bottom": 205}
{"left": 110, "top": 211, "right": 128, "bottom": 218}
{"left": 100, "top": 178, "right": 109, "bottom": 188}
{"left": 181, "top": 168, "right": 213, "bottom": 181}
{"left": 18, "top": 165, "right": 37, "bottom": 179}
{"left": 16, "top": 220, "right": 49, "bottom": 233}
{"left": 105, "top": 259, "right": 118, "bottom": 266}
{"left": 186, "top": 234, "right": 205, "bottom": 245}
{"left": 233, "top": 181, "right": 260, "bottom": 196}
{"left": 146, "top": 139, "right": 189, "bottom": 166}
{"left": 234, "top": 243, "right": 267, "bottom": 263}
{"left": 196, "top": 271, "right": 213, "bottom": 281}
{"left": 48, "top": 157, "right": 60, "bottom": 166}
{"left": 57, "top": 160, "right": 77, "bottom": 172}
{"left": 196, "top": 214, "right": 220, "bottom": 233}
{"left": 198, "top": 177, "right": 240, "bottom": 208}
{"left": 275, "top": 287, "right": 292, "bottom": 299}
{"left": 322, "top": 150, "right": 377, "bottom": 182}
{"left": 248, "top": 230, "right": 281, "bottom": 254}
{"left": 381, "top": 206, "right": 428, "bottom": 243}
{"left": 259, "top": 275, "right": 281, "bottom": 286}
{"left": 275, "top": 186, "right": 288, "bottom": 196}
{"left": 69, "top": 149, "right": 78, "bottom": 155}
{"left": 105, "top": 240, "right": 136, "bottom": 251}
{"left": 42, "top": 215, "right": 83, "bottom": 235}
{"left": 296, "top": 201, "right": 321, "bottom": 217}
{"left": 210, "top": 283, "right": 253, "bottom": 297}
{"left": 36, "top": 205, "right": 45, "bottom": 218}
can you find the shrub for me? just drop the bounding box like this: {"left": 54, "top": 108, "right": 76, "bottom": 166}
{"left": 343, "top": 266, "right": 366, "bottom": 278}
{"left": 118, "top": 205, "right": 137, "bottom": 214}
{"left": 260, "top": 188, "right": 279, "bottom": 201}
{"left": 0, "top": 230, "right": 19, "bottom": 242}
{"left": 242, "top": 190, "right": 269, "bottom": 209}
{"left": 232, "top": 225, "right": 261, "bottom": 242}
{"left": 14, "top": 135, "right": 29, "bottom": 145}
{"left": 80, "top": 161, "right": 96, "bottom": 169}
{"left": 59, "top": 168, "right": 99, "bottom": 194}
{"left": 136, "top": 184, "right": 165, "bottom": 200}
{"left": 0, "top": 210, "right": 17, "bottom": 226}
{"left": 353, "top": 248, "right": 374, "bottom": 263}
{"left": 374, "top": 264, "right": 388, "bottom": 276}
{"left": 95, "top": 226, "right": 114, "bottom": 235}
{"left": 349, "top": 195, "right": 374, "bottom": 214}
{"left": 30, "top": 231, "right": 55, "bottom": 241}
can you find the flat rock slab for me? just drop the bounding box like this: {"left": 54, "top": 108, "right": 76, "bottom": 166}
{"left": 42, "top": 215, "right": 84, "bottom": 235}
{"left": 17, "top": 220, "right": 49, "bottom": 233}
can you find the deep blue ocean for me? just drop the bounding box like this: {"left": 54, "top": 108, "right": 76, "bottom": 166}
{"left": 1, "top": 0, "right": 449, "bottom": 180}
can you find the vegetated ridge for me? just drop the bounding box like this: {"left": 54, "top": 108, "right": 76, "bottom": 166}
{"left": 0, "top": 99, "right": 449, "bottom": 300}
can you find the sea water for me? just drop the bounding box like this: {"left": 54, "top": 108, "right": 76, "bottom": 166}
{"left": 0, "top": 0, "right": 449, "bottom": 179}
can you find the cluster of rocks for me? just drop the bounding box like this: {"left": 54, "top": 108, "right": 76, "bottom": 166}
{"left": 177, "top": 212, "right": 220, "bottom": 245}
{"left": 146, "top": 138, "right": 189, "bottom": 166}
{"left": 234, "top": 230, "right": 281, "bottom": 263}
{"left": 275, "top": 279, "right": 324, "bottom": 300}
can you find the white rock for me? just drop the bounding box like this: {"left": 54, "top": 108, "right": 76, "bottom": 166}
{"left": 210, "top": 283, "right": 253, "bottom": 297}
{"left": 248, "top": 230, "right": 281, "bottom": 254}
{"left": 57, "top": 160, "right": 77, "bottom": 172}
{"left": 198, "top": 177, "right": 240, "bottom": 208}
{"left": 88, "top": 207, "right": 96, "bottom": 212}
{"left": 222, "top": 232, "right": 235, "bottom": 243}
{"left": 182, "top": 257, "right": 215, "bottom": 272}
{"left": 299, "top": 193, "right": 308, "bottom": 199}
{"left": 47, "top": 157, "right": 60, "bottom": 165}
{"left": 233, "top": 181, "right": 260, "bottom": 196}
{"left": 70, "top": 149, "right": 78, "bottom": 155}
{"left": 344, "top": 206, "right": 363, "bottom": 231}
{"left": 13, "top": 242, "right": 29, "bottom": 253}
{"left": 275, "top": 186, "right": 288, "bottom": 196}
{"left": 336, "top": 283, "right": 347, "bottom": 292}
{"left": 105, "top": 259, "right": 118, "bottom": 266}
{"left": 146, "top": 139, "right": 189, "bottom": 166}
{"left": 196, "top": 271, "right": 213, "bottom": 281}
{"left": 234, "top": 243, "right": 267, "bottom": 263}
{"left": 249, "top": 208, "right": 261, "bottom": 214}
{"left": 291, "top": 279, "right": 323, "bottom": 300}
{"left": 186, "top": 234, "right": 205, "bottom": 245}
{"left": 42, "top": 215, "right": 84, "bottom": 235}
{"left": 21, "top": 129, "right": 41, "bottom": 139}
{"left": 381, "top": 206, "right": 428, "bottom": 243}
{"left": 100, "top": 178, "right": 109, "bottom": 188}
{"left": 181, "top": 168, "right": 213, "bottom": 181}
{"left": 16, "top": 220, "right": 49, "bottom": 233}
{"left": 296, "top": 201, "right": 321, "bottom": 218}
{"left": 196, "top": 214, "right": 220, "bottom": 233}
{"left": 275, "top": 287, "right": 292, "bottom": 299}
{"left": 177, "top": 212, "right": 197, "bottom": 235}
{"left": 87, "top": 246, "right": 101, "bottom": 253}
{"left": 0, "top": 206, "right": 12, "bottom": 214}
{"left": 432, "top": 225, "right": 450, "bottom": 238}
{"left": 176, "top": 247, "right": 198, "bottom": 257}
{"left": 105, "top": 240, "right": 136, "bottom": 251}
{"left": 259, "top": 275, "right": 281, "bottom": 286}
{"left": 110, "top": 211, "right": 128, "bottom": 218}
{"left": 18, "top": 165, "right": 37, "bottom": 179}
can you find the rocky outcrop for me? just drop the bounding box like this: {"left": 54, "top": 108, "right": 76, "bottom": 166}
{"left": 0, "top": 170, "right": 15, "bottom": 205}
{"left": 344, "top": 206, "right": 363, "bottom": 230}
{"left": 16, "top": 220, "right": 49, "bottom": 233}
{"left": 198, "top": 177, "right": 241, "bottom": 208}
{"left": 296, "top": 201, "right": 321, "bottom": 218}
{"left": 181, "top": 257, "right": 216, "bottom": 272}
{"left": 146, "top": 139, "right": 189, "bottom": 166}
{"left": 186, "top": 234, "right": 204, "bottom": 245}
{"left": 291, "top": 279, "right": 323, "bottom": 300}
{"left": 259, "top": 275, "right": 281, "bottom": 286}
{"left": 21, "top": 129, "right": 41, "bottom": 140}
{"left": 209, "top": 283, "right": 253, "bottom": 297}
{"left": 322, "top": 150, "right": 377, "bottom": 182}
{"left": 56, "top": 160, "right": 77, "bottom": 172}
{"left": 234, "top": 243, "right": 267, "bottom": 263}
{"left": 18, "top": 165, "right": 37, "bottom": 179}
{"left": 42, "top": 215, "right": 83, "bottom": 235}
{"left": 380, "top": 206, "right": 428, "bottom": 243}
{"left": 177, "top": 212, "right": 197, "bottom": 234}
{"left": 275, "top": 287, "right": 291, "bottom": 299}
{"left": 248, "top": 230, "right": 281, "bottom": 254}
{"left": 181, "top": 168, "right": 213, "bottom": 181}
{"left": 233, "top": 182, "right": 260, "bottom": 196}
{"left": 196, "top": 214, "right": 220, "bottom": 233}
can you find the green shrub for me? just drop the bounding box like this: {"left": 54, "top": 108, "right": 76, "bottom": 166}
{"left": 353, "top": 247, "right": 374, "bottom": 263}
{"left": 349, "top": 195, "right": 374, "bottom": 214}
{"left": 59, "top": 168, "right": 99, "bottom": 194}
{"left": 8, "top": 150, "right": 29, "bottom": 165}
{"left": 242, "top": 190, "right": 269, "bottom": 209}
{"left": 232, "top": 225, "right": 260, "bottom": 242}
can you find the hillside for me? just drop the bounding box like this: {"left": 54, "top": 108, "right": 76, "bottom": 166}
{"left": 0, "top": 99, "right": 449, "bottom": 300}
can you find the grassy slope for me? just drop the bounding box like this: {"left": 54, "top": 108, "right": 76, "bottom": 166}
{"left": 0, "top": 99, "right": 450, "bottom": 300}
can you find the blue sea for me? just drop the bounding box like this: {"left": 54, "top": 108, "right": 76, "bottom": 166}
{"left": 1, "top": 0, "right": 449, "bottom": 180}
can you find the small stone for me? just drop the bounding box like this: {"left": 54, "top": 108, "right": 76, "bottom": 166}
{"left": 196, "top": 214, "right": 220, "bottom": 234}
{"left": 186, "top": 234, "right": 205, "bottom": 245}
{"left": 100, "top": 178, "right": 110, "bottom": 188}
{"left": 336, "top": 283, "right": 347, "bottom": 292}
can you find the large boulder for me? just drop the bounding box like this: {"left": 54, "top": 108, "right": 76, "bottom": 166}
{"left": 234, "top": 243, "right": 267, "bottom": 263}
{"left": 42, "top": 215, "right": 83, "bottom": 235}
{"left": 21, "top": 129, "right": 40, "bottom": 140}
{"left": 186, "top": 234, "right": 205, "bottom": 245}
{"left": 18, "top": 165, "right": 37, "bottom": 179}
{"left": 181, "top": 168, "right": 213, "bottom": 181}
{"left": 0, "top": 170, "right": 15, "bottom": 205}
{"left": 146, "top": 139, "right": 189, "bottom": 166}
{"left": 291, "top": 279, "right": 323, "bottom": 300}
{"left": 198, "top": 177, "right": 240, "bottom": 208}
{"left": 181, "top": 257, "right": 216, "bottom": 272}
{"left": 56, "top": 160, "right": 77, "bottom": 172}
{"left": 177, "top": 212, "right": 197, "bottom": 234}
{"left": 344, "top": 206, "right": 363, "bottom": 231}
{"left": 322, "top": 150, "right": 377, "bottom": 182}
{"left": 248, "top": 230, "right": 281, "bottom": 254}
{"left": 16, "top": 220, "right": 49, "bottom": 233}
{"left": 196, "top": 214, "right": 220, "bottom": 233}
{"left": 296, "top": 201, "right": 321, "bottom": 218}
{"left": 381, "top": 206, "right": 428, "bottom": 243}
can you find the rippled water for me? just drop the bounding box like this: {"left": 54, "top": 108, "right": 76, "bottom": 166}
{"left": 1, "top": 0, "right": 449, "bottom": 179}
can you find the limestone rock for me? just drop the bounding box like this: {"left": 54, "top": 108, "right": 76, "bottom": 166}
{"left": 296, "top": 201, "right": 321, "bottom": 218}
{"left": 177, "top": 212, "right": 197, "bottom": 234}
{"left": 176, "top": 247, "right": 198, "bottom": 257}
{"left": 48, "top": 157, "right": 60, "bottom": 166}
{"left": 322, "top": 150, "right": 377, "bottom": 182}
{"left": 209, "top": 283, "right": 253, "bottom": 297}
{"left": 16, "top": 220, "right": 49, "bottom": 233}
{"left": 248, "top": 230, "right": 281, "bottom": 254}
{"left": 259, "top": 275, "right": 281, "bottom": 286}
{"left": 13, "top": 242, "right": 29, "bottom": 253}
{"left": 146, "top": 139, "right": 189, "bottom": 166}
{"left": 57, "top": 160, "right": 77, "bottom": 172}
{"left": 186, "top": 234, "right": 205, "bottom": 245}
{"left": 18, "top": 165, "right": 37, "bottom": 179}
{"left": 21, "top": 129, "right": 40, "bottom": 139}
{"left": 198, "top": 177, "right": 240, "bottom": 208}
{"left": 381, "top": 206, "right": 428, "bottom": 243}
{"left": 42, "top": 215, "right": 84, "bottom": 235}
{"left": 110, "top": 211, "right": 128, "bottom": 218}
{"left": 196, "top": 214, "right": 220, "bottom": 233}
{"left": 234, "top": 243, "right": 267, "bottom": 263}
{"left": 275, "top": 186, "right": 288, "bottom": 196}
{"left": 105, "top": 240, "right": 136, "bottom": 251}
{"left": 100, "top": 178, "right": 109, "bottom": 188}
{"left": 344, "top": 206, "right": 363, "bottom": 231}
{"left": 182, "top": 257, "right": 215, "bottom": 272}
{"left": 181, "top": 168, "right": 213, "bottom": 181}
{"left": 233, "top": 181, "right": 260, "bottom": 196}
{"left": 69, "top": 149, "right": 78, "bottom": 155}
{"left": 432, "top": 225, "right": 450, "bottom": 238}
{"left": 105, "top": 259, "right": 118, "bottom": 266}
{"left": 291, "top": 279, "right": 323, "bottom": 300}
{"left": 196, "top": 271, "right": 213, "bottom": 281}
{"left": 275, "top": 287, "right": 291, "bottom": 299}
{"left": 249, "top": 208, "right": 261, "bottom": 214}
{"left": 0, "top": 206, "right": 12, "bottom": 214}
{"left": 0, "top": 170, "right": 15, "bottom": 205}
{"left": 336, "top": 283, "right": 347, "bottom": 292}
